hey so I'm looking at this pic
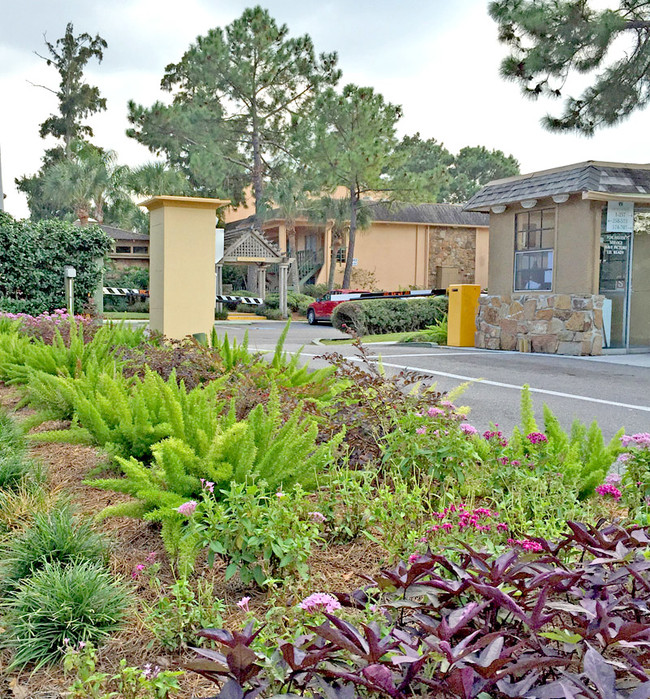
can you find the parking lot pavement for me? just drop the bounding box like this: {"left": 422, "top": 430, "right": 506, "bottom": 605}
{"left": 214, "top": 321, "right": 650, "bottom": 439}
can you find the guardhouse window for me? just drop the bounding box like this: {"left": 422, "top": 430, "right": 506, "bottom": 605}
{"left": 514, "top": 208, "right": 554, "bottom": 291}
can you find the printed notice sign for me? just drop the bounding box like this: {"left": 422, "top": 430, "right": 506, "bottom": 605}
{"left": 606, "top": 201, "right": 634, "bottom": 233}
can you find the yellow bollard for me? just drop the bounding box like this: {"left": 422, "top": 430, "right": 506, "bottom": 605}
{"left": 447, "top": 284, "right": 481, "bottom": 347}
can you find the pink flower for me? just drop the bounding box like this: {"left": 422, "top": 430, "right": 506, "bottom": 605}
{"left": 145, "top": 551, "right": 157, "bottom": 564}
{"left": 132, "top": 564, "right": 146, "bottom": 579}
{"left": 237, "top": 596, "right": 251, "bottom": 612}
{"left": 621, "top": 433, "right": 650, "bottom": 448}
{"left": 508, "top": 538, "right": 543, "bottom": 553}
{"left": 276, "top": 491, "right": 285, "bottom": 498}
{"left": 617, "top": 452, "right": 631, "bottom": 463}
{"left": 176, "top": 500, "right": 197, "bottom": 516}
{"left": 604, "top": 473, "right": 621, "bottom": 485}
{"left": 460, "top": 423, "right": 478, "bottom": 435}
{"left": 299, "top": 593, "right": 341, "bottom": 614}
{"left": 416, "top": 427, "right": 427, "bottom": 435}
{"left": 595, "top": 483, "right": 622, "bottom": 500}
{"left": 308, "top": 511, "right": 326, "bottom": 523}
{"left": 427, "top": 406, "right": 445, "bottom": 417}
{"left": 408, "top": 553, "right": 422, "bottom": 564}
{"left": 526, "top": 432, "right": 548, "bottom": 445}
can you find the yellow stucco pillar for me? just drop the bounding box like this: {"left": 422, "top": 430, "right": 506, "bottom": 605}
{"left": 142, "top": 195, "right": 229, "bottom": 340}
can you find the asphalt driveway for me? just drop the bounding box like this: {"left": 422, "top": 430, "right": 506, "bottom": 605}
{"left": 214, "top": 319, "right": 650, "bottom": 440}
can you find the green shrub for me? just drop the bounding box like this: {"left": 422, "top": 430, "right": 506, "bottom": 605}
{"left": 404, "top": 318, "right": 448, "bottom": 344}
{"left": 192, "top": 481, "right": 322, "bottom": 586}
{"left": 143, "top": 577, "right": 225, "bottom": 650}
{"left": 262, "top": 291, "right": 314, "bottom": 316}
{"left": 0, "top": 212, "right": 112, "bottom": 315}
{"left": 90, "top": 389, "right": 344, "bottom": 568}
{"left": 2, "top": 505, "right": 108, "bottom": 591}
{"left": 332, "top": 296, "right": 448, "bottom": 335}
{"left": 4, "top": 560, "right": 130, "bottom": 668}
{"left": 261, "top": 307, "right": 283, "bottom": 320}
{"left": 302, "top": 283, "right": 330, "bottom": 299}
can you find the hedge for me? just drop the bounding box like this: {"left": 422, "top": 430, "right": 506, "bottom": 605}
{"left": 0, "top": 213, "right": 112, "bottom": 315}
{"left": 331, "top": 296, "right": 448, "bottom": 335}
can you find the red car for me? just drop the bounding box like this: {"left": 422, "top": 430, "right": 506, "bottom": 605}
{"left": 306, "top": 290, "right": 370, "bottom": 325}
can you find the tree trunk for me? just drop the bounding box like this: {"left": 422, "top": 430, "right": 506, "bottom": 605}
{"left": 287, "top": 224, "right": 301, "bottom": 292}
{"left": 342, "top": 187, "right": 358, "bottom": 289}
{"left": 251, "top": 107, "right": 264, "bottom": 227}
{"left": 327, "top": 238, "right": 340, "bottom": 291}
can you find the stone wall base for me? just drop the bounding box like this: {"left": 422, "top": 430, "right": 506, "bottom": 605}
{"left": 475, "top": 293, "right": 604, "bottom": 356}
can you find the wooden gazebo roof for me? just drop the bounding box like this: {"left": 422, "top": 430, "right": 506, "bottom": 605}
{"left": 219, "top": 225, "right": 288, "bottom": 264}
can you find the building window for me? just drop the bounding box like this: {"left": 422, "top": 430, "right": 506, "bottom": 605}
{"left": 133, "top": 246, "right": 148, "bottom": 254}
{"left": 514, "top": 208, "right": 554, "bottom": 291}
{"left": 115, "top": 246, "right": 131, "bottom": 253}
{"left": 336, "top": 247, "right": 346, "bottom": 263}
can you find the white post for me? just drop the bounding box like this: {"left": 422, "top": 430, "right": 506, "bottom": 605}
{"left": 256, "top": 265, "right": 267, "bottom": 301}
{"left": 215, "top": 263, "right": 223, "bottom": 314}
{"left": 279, "top": 263, "right": 289, "bottom": 319}
{"left": 64, "top": 265, "right": 76, "bottom": 316}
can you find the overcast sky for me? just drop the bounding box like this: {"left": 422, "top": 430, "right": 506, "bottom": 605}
{"left": 1, "top": 0, "right": 647, "bottom": 218}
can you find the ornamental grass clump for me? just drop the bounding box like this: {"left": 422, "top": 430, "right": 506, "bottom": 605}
{"left": 1, "top": 504, "right": 108, "bottom": 592}
{"left": 4, "top": 560, "right": 130, "bottom": 669}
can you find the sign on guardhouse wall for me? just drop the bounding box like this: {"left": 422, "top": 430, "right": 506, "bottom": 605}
{"left": 606, "top": 201, "right": 635, "bottom": 233}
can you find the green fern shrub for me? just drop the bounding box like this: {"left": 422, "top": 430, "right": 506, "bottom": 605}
{"left": 4, "top": 560, "right": 130, "bottom": 669}
{"left": 512, "top": 386, "right": 622, "bottom": 499}
{"left": 89, "top": 389, "right": 344, "bottom": 566}
{"left": 1, "top": 505, "right": 108, "bottom": 591}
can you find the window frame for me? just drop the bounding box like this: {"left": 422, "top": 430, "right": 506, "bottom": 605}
{"left": 513, "top": 207, "right": 556, "bottom": 292}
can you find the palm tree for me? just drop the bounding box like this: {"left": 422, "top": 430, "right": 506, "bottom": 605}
{"left": 41, "top": 141, "right": 125, "bottom": 225}
{"left": 309, "top": 195, "right": 372, "bottom": 290}
{"left": 266, "top": 173, "right": 309, "bottom": 292}
{"left": 126, "top": 162, "right": 190, "bottom": 197}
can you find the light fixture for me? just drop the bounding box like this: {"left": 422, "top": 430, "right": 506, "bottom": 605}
{"left": 491, "top": 204, "right": 507, "bottom": 214}
{"left": 521, "top": 199, "right": 537, "bottom": 209}
{"left": 552, "top": 194, "right": 569, "bottom": 203}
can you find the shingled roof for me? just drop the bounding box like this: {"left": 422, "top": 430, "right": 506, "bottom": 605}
{"left": 227, "top": 202, "right": 488, "bottom": 229}
{"left": 464, "top": 161, "right": 650, "bottom": 212}
{"left": 100, "top": 224, "right": 149, "bottom": 241}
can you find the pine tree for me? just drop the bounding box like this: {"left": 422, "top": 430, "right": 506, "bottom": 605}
{"left": 490, "top": 0, "right": 650, "bottom": 133}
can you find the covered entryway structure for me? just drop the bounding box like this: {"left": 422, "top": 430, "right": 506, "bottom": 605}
{"left": 216, "top": 225, "right": 293, "bottom": 318}
{"left": 464, "top": 161, "right": 650, "bottom": 356}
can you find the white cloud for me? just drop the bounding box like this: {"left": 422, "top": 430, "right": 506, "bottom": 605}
{"left": 1, "top": 0, "right": 648, "bottom": 219}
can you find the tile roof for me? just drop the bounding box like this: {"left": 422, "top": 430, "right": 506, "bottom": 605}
{"left": 464, "top": 162, "right": 650, "bottom": 211}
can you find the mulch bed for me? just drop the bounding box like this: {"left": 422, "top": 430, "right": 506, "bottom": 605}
{"left": 0, "top": 384, "right": 384, "bottom": 699}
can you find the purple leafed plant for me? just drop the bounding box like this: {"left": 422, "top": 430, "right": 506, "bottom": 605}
{"left": 188, "top": 521, "right": 650, "bottom": 698}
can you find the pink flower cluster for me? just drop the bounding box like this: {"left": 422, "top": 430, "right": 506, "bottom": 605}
{"left": 526, "top": 432, "right": 548, "bottom": 445}
{"left": 483, "top": 428, "right": 509, "bottom": 447}
{"left": 308, "top": 511, "right": 326, "bottom": 523}
{"left": 595, "top": 483, "right": 622, "bottom": 500}
{"left": 421, "top": 504, "right": 509, "bottom": 539}
{"left": 621, "top": 433, "right": 650, "bottom": 449}
{"left": 460, "top": 423, "right": 479, "bottom": 436}
{"left": 176, "top": 500, "right": 197, "bottom": 515}
{"left": 200, "top": 478, "right": 215, "bottom": 493}
{"left": 299, "top": 593, "right": 341, "bottom": 614}
{"left": 237, "top": 596, "right": 251, "bottom": 611}
{"left": 508, "top": 538, "right": 543, "bottom": 553}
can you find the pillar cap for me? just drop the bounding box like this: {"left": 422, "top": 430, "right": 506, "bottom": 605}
{"left": 141, "top": 195, "right": 230, "bottom": 211}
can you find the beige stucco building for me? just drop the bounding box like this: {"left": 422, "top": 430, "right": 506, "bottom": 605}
{"left": 226, "top": 201, "right": 489, "bottom": 291}
{"left": 464, "top": 161, "right": 650, "bottom": 356}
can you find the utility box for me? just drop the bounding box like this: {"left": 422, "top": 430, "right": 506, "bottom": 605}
{"left": 447, "top": 284, "right": 481, "bottom": 347}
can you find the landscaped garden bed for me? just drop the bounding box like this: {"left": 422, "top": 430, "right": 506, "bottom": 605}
{"left": 0, "top": 312, "right": 648, "bottom": 698}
